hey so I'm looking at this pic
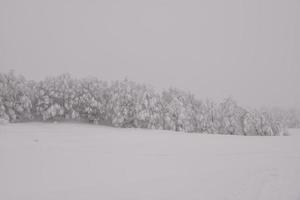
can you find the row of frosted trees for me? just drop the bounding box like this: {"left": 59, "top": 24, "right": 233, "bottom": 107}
{"left": 0, "top": 71, "right": 293, "bottom": 136}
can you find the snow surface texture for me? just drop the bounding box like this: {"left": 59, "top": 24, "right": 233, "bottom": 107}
{"left": 1, "top": 123, "right": 300, "bottom": 200}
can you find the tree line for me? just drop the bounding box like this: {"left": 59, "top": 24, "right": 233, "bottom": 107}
{"left": 1, "top": 71, "right": 298, "bottom": 135}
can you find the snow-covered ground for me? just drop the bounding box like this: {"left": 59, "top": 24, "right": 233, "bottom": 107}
{"left": 1, "top": 123, "right": 300, "bottom": 200}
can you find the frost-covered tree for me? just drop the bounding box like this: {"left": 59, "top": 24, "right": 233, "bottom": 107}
{"left": 106, "top": 79, "right": 139, "bottom": 127}
{"left": 179, "top": 93, "right": 205, "bottom": 133}
{"left": 0, "top": 100, "right": 9, "bottom": 123}
{"left": 262, "top": 107, "right": 300, "bottom": 129}
{"left": 217, "top": 97, "right": 248, "bottom": 135}
{"left": 134, "top": 85, "right": 163, "bottom": 129}
{"left": 243, "top": 110, "right": 283, "bottom": 136}
{"left": 0, "top": 71, "right": 289, "bottom": 136}
{"left": 201, "top": 99, "right": 219, "bottom": 134}
{"left": 76, "top": 77, "right": 109, "bottom": 124}
{"left": 34, "top": 74, "right": 79, "bottom": 121}
{"left": 161, "top": 88, "right": 197, "bottom": 132}
{"left": 0, "top": 71, "right": 32, "bottom": 122}
{"left": 252, "top": 111, "right": 274, "bottom": 136}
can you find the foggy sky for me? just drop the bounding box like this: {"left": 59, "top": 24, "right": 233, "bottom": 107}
{"left": 1, "top": 0, "right": 299, "bottom": 109}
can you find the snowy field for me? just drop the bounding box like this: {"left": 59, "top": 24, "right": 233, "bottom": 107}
{"left": 1, "top": 123, "right": 300, "bottom": 200}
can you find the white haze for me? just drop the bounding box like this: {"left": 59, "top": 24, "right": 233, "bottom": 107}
{"left": 0, "top": 0, "right": 300, "bottom": 109}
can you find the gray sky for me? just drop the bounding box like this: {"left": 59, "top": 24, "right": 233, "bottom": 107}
{"left": 1, "top": 0, "right": 299, "bottom": 109}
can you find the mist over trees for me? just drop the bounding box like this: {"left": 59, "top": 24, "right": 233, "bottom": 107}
{"left": 1, "top": 71, "right": 298, "bottom": 135}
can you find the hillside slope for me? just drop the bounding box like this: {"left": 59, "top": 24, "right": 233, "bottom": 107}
{"left": 1, "top": 123, "right": 300, "bottom": 200}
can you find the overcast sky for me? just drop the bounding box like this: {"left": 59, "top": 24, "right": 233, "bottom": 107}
{"left": 1, "top": 0, "right": 299, "bottom": 109}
